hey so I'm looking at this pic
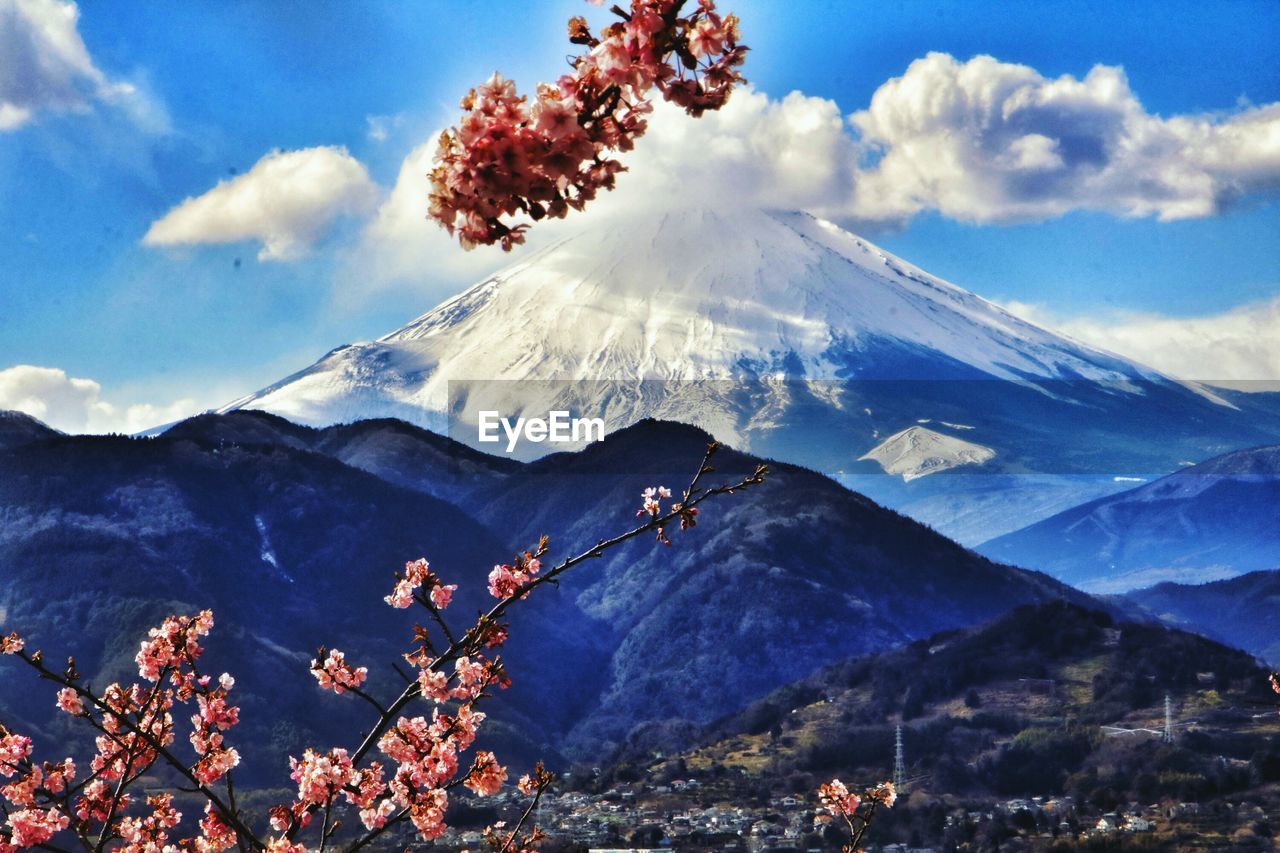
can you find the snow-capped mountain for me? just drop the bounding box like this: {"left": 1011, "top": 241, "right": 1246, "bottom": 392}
{"left": 224, "top": 207, "right": 1280, "bottom": 542}
{"left": 227, "top": 208, "right": 1153, "bottom": 428}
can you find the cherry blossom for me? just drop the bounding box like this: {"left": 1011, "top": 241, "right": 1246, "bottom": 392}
{"left": 816, "top": 777, "right": 896, "bottom": 853}
{"left": 289, "top": 748, "right": 356, "bottom": 806}
{"left": 384, "top": 557, "right": 432, "bottom": 608}
{"left": 196, "top": 805, "right": 237, "bottom": 853}
{"left": 818, "top": 778, "right": 861, "bottom": 815}
{"left": 135, "top": 610, "right": 213, "bottom": 681}
{"left": 311, "top": 648, "right": 369, "bottom": 694}
{"left": 430, "top": 582, "right": 457, "bottom": 610}
{"left": 1, "top": 767, "right": 41, "bottom": 808}
{"left": 869, "top": 780, "right": 897, "bottom": 807}
{"left": 463, "top": 750, "right": 507, "bottom": 796}
{"left": 0, "top": 735, "right": 31, "bottom": 777}
{"left": 117, "top": 793, "right": 182, "bottom": 849}
{"left": 486, "top": 557, "right": 538, "bottom": 600}
{"left": 638, "top": 484, "right": 671, "bottom": 517}
{"left": 429, "top": 0, "right": 749, "bottom": 250}
{"left": 5, "top": 808, "right": 69, "bottom": 848}
{"left": 54, "top": 687, "right": 84, "bottom": 716}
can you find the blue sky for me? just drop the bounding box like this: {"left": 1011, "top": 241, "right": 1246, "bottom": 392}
{"left": 2, "top": 0, "right": 1278, "bottom": 430}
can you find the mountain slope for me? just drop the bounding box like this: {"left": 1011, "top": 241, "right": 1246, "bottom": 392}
{"left": 1, "top": 413, "right": 1096, "bottom": 767}
{"left": 603, "top": 603, "right": 1277, "bottom": 852}
{"left": 691, "top": 601, "right": 1267, "bottom": 769}
{"left": 218, "top": 208, "right": 1280, "bottom": 545}
{"left": 978, "top": 445, "right": 1280, "bottom": 592}
{"left": 1124, "top": 570, "right": 1280, "bottom": 664}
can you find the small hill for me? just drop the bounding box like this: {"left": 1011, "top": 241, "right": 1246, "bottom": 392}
{"left": 589, "top": 603, "right": 1279, "bottom": 851}
{"left": 0, "top": 409, "right": 61, "bottom": 450}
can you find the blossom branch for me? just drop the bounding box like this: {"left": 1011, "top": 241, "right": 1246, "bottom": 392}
{"left": 429, "top": 0, "right": 748, "bottom": 250}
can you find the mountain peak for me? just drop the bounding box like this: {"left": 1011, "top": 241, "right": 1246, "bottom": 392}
{"left": 223, "top": 207, "right": 1154, "bottom": 434}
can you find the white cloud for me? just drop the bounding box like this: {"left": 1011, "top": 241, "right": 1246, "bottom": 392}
{"left": 351, "top": 139, "right": 516, "bottom": 288}
{"left": 607, "top": 87, "right": 862, "bottom": 217}
{"left": 610, "top": 55, "right": 1280, "bottom": 226}
{"left": 1001, "top": 298, "right": 1280, "bottom": 387}
{"left": 143, "top": 147, "right": 380, "bottom": 261}
{"left": 847, "top": 53, "right": 1280, "bottom": 224}
{"left": 0, "top": 365, "right": 201, "bottom": 434}
{"left": 0, "top": 0, "right": 158, "bottom": 131}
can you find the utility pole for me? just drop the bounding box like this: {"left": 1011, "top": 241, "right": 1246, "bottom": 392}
{"left": 893, "top": 725, "right": 907, "bottom": 792}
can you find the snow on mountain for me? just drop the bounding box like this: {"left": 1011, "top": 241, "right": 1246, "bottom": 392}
{"left": 224, "top": 207, "right": 1155, "bottom": 434}
{"left": 860, "top": 425, "right": 996, "bottom": 481}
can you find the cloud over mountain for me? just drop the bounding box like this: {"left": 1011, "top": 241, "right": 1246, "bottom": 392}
{"left": 1002, "top": 297, "right": 1280, "bottom": 387}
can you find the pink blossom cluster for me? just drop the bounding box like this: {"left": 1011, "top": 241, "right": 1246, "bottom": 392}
{"left": 264, "top": 551, "right": 518, "bottom": 845}
{"left": 55, "top": 687, "right": 84, "bottom": 715}
{"left": 817, "top": 778, "right": 861, "bottom": 815}
{"left": 3, "top": 808, "right": 69, "bottom": 850}
{"left": 0, "top": 759, "right": 73, "bottom": 813}
{"left": 368, "top": 704, "right": 499, "bottom": 839}
{"left": 0, "top": 732, "right": 76, "bottom": 851}
{"left": 428, "top": 0, "right": 748, "bottom": 250}
{"left": 198, "top": 804, "right": 237, "bottom": 853}
{"left": 869, "top": 781, "right": 897, "bottom": 808}
{"left": 116, "top": 793, "right": 182, "bottom": 849}
{"left": 0, "top": 614, "right": 250, "bottom": 851}
{"left": 0, "top": 633, "right": 22, "bottom": 655}
{"left": 638, "top": 485, "right": 671, "bottom": 517}
{"left": 417, "top": 654, "right": 503, "bottom": 703}
{"left": 190, "top": 677, "right": 242, "bottom": 786}
{"left": 135, "top": 610, "right": 213, "bottom": 682}
{"left": 637, "top": 484, "right": 700, "bottom": 544}
{"left": 384, "top": 558, "right": 456, "bottom": 611}
{"left": 87, "top": 682, "right": 173, "bottom": 784}
{"left": 487, "top": 550, "right": 542, "bottom": 600}
{"left": 463, "top": 750, "right": 507, "bottom": 796}
{"left": 0, "top": 735, "right": 31, "bottom": 776}
{"left": 289, "top": 747, "right": 356, "bottom": 806}
{"left": 311, "top": 648, "right": 369, "bottom": 694}
{"left": 816, "top": 778, "right": 896, "bottom": 852}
